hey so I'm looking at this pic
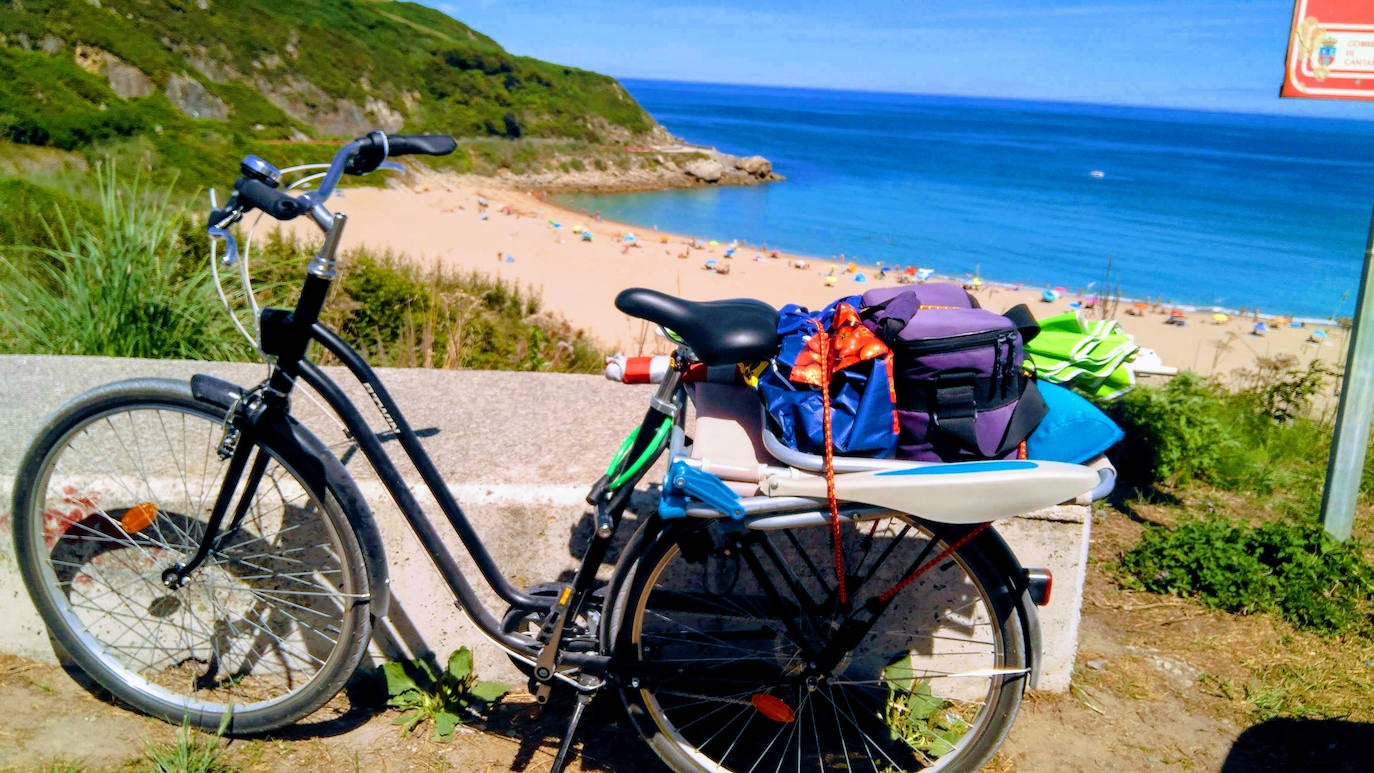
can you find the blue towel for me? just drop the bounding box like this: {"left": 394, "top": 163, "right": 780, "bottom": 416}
{"left": 1027, "top": 381, "right": 1124, "bottom": 463}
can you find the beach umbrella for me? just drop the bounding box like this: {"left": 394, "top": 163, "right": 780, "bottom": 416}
{"left": 904, "top": 266, "right": 917, "bottom": 275}
{"left": 1212, "top": 313, "right": 1229, "bottom": 323}
{"left": 1042, "top": 290, "right": 1060, "bottom": 302}
{"left": 708, "top": 239, "right": 719, "bottom": 246}
{"left": 581, "top": 230, "right": 592, "bottom": 242}
{"left": 824, "top": 275, "right": 837, "bottom": 286}
{"left": 1253, "top": 321, "right": 1268, "bottom": 335}
{"left": 854, "top": 273, "right": 867, "bottom": 283}
{"left": 917, "top": 268, "right": 934, "bottom": 281}
{"left": 623, "top": 232, "right": 636, "bottom": 242}
{"left": 1169, "top": 309, "right": 1185, "bottom": 318}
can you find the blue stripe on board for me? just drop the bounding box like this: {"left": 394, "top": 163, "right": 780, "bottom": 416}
{"left": 875, "top": 461, "right": 1039, "bottom": 476}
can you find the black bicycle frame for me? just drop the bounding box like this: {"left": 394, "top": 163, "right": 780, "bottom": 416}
{"left": 217, "top": 271, "right": 668, "bottom": 676}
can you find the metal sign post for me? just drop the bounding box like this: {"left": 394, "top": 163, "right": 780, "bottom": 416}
{"left": 1283, "top": 0, "right": 1374, "bottom": 540}
{"left": 1319, "top": 211, "right": 1374, "bottom": 540}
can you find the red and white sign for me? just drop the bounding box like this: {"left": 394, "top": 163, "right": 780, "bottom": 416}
{"left": 1283, "top": 0, "right": 1374, "bottom": 100}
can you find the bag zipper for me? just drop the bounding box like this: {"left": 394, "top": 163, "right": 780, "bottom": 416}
{"left": 888, "top": 327, "right": 1010, "bottom": 356}
{"left": 990, "top": 333, "right": 1007, "bottom": 400}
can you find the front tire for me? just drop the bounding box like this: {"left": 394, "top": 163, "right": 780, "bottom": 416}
{"left": 11, "top": 379, "right": 372, "bottom": 734}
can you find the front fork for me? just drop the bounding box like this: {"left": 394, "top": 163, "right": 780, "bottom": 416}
{"left": 160, "top": 385, "right": 279, "bottom": 589}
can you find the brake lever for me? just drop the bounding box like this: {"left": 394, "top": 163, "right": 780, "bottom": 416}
{"left": 207, "top": 189, "right": 245, "bottom": 231}
{"left": 209, "top": 224, "right": 240, "bottom": 266}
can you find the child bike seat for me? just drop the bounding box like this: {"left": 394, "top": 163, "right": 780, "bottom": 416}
{"left": 615, "top": 288, "right": 779, "bottom": 365}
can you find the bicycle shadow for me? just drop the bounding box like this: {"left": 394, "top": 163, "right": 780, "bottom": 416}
{"left": 1221, "top": 717, "right": 1374, "bottom": 772}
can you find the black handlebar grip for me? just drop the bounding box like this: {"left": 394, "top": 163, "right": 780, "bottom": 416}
{"left": 387, "top": 134, "right": 457, "bottom": 157}
{"left": 234, "top": 178, "right": 306, "bottom": 221}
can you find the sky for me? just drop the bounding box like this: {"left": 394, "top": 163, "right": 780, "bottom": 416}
{"left": 421, "top": 0, "right": 1374, "bottom": 119}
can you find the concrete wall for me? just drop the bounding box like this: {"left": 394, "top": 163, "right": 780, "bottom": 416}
{"left": 0, "top": 355, "right": 1089, "bottom": 691}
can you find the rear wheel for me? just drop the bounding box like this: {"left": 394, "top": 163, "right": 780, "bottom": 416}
{"left": 615, "top": 515, "right": 1027, "bottom": 772}
{"left": 11, "top": 380, "right": 372, "bottom": 734}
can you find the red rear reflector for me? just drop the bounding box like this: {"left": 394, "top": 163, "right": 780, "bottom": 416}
{"left": 121, "top": 502, "right": 159, "bottom": 534}
{"left": 1024, "top": 567, "right": 1052, "bottom": 606}
{"left": 751, "top": 693, "right": 795, "bottom": 723}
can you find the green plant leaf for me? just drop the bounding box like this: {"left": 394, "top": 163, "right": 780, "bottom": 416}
{"left": 381, "top": 661, "right": 419, "bottom": 698}
{"left": 468, "top": 679, "right": 511, "bottom": 704}
{"left": 904, "top": 686, "right": 944, "bottom": 721}
{"left": 392, "top": 710, "right": 424, "bottom": 734}
{"left": 386, "top": 689, "right": 425, "bottom": 710}
{"left": 432, "top": 709, "right": 462, "bottom": 741}
{"left": 447, "top": 646, "right": 474, "bottom": 683}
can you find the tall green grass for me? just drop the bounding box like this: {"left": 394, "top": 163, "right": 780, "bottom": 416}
{"left": 0, "top": 163, "right": 249, "bottom": 360}
{"left": 0, "top": 166, "right": 608, "bottom": 372}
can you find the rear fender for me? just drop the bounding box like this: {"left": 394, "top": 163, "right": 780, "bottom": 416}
{"left": 191, "top": 374, "right": 390, "bottom": 617}
{"left": 978, "top": 526, "right": 1043, "bottom": 689}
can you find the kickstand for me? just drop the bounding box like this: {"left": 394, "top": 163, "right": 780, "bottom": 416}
{"left": 549, "top": 690, "right": 594, "bottom": 773}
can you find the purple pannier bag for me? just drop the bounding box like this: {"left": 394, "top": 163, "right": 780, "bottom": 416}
{"left": 860, "top": 283, "right": 1047, "bottom": 462}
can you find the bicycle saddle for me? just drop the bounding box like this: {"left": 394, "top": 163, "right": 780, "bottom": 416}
{"left": 615, "top": 288, "right": 779, "bottom": 365}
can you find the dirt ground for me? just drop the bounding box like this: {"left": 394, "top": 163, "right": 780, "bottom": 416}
{"left": 2, "top": 508, "right": 1371, "bottom": 773}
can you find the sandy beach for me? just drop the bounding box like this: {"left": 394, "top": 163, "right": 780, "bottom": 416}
{"left": 309, "top": 170, "right": 1350, "bottom": 389}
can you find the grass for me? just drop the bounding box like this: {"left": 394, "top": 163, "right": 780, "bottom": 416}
{"left": 0, "top": 162, "right": 249, "bottom": 360}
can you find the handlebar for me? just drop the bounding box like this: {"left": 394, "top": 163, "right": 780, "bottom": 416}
{"left": 209, "top": 130, "right": 457, "bottom": 230}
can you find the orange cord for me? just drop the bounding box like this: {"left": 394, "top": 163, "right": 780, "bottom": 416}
{"left": 809, "top": 318, "right": 847, "bottom": 606}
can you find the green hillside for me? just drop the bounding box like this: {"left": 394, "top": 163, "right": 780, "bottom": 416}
{"left": 0, "top": 0, "right": 661, "bottom": 177}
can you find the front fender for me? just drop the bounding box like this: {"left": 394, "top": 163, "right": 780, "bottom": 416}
{"left": 191, "top": 374, "right": 390, "bottom": 617}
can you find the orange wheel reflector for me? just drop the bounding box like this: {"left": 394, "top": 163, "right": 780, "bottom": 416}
{"left": 120, "top": 502, "right": 159, "bottom": 534}
{"left": 750, "top": 693, "right": 795, "bottom": 723}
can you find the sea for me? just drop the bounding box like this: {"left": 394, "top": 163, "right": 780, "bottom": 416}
{"left": 554, "top": 79, "right": 1374, "bottom": 322}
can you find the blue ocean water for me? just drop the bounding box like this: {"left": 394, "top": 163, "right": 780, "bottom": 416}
{"left": 555, "top": 79, "right": 1374, "bottom": 321}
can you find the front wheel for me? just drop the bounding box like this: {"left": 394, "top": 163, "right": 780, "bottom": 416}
{"left": 11, "top": 379, "right": 372, "bottom": 734}
{"left": 614, "top": 514, "right": 1028, "bottom": 772}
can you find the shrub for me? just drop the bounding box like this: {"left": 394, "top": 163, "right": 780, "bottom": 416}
{"left": 1110, "top": 372, "right": 1232, "bottom": 485}
{"left": 329, "top": 250, "right": 605, "bottom": 373}
{"left": 1119, "top": 519, "right": 1374, "bottom": 637}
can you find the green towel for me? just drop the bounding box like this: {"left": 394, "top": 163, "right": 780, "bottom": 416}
{"left": 1026, "top": 311, "right": 1139, "bottom": 400}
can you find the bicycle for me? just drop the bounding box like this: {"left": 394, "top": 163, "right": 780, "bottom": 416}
{"left": 10, "top": 130, "right": 1108, "bottom": 772}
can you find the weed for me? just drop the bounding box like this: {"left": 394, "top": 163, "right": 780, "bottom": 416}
{"left": 1230, "top": 354, "right": 1332, "bottom": 424}
{"left": 143, "top": 716, "right": 234, "bottom": 773}
{"left": 882, "top": 654, "right": 971, "bottom": 759}
{"left": 383, "top": 646, "right": 510, "bottom": 742}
